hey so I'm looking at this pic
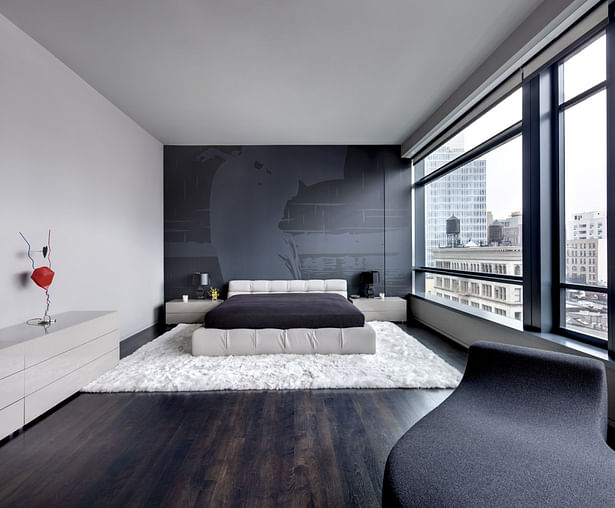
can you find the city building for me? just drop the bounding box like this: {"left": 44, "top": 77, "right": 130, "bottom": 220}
{"left": 566, "top": 238, "right": 607, "bottom": 285}
{"left": 564, "top": 210, "right": 608, "bottom": 336}
{"left": 424, "top": 145, "right": 487, "bottom": 265}
{"left": 429, "top": 245, "right": 523, "bottom": 320}
{"left": 491, "top": 211, "right": 522, "bottom": 246}
{"left": 568, "top": 211, "right": 606, "bottom": 240}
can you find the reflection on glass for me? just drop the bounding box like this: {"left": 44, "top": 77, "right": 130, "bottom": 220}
{"left": 561, "top": 34, "right": 605, "bottom": 103}
{"left": 562, "top": 91, "right": 607, "bottom": 287}
{"left": 565, "top": 289, "right": 607, "bottom": 341}
{"left": 424, "top": 137, "right": 523, "bottom": 274}
{"left": 425, "top": 273, "right": 523, "bottom": 324}
{"left": 424, "top": 89, "right": 522, "bottom": 175}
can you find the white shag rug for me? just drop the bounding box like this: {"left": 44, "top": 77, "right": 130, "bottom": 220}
{"left": 83, "top": 321, "right": 462, "bottom": 392}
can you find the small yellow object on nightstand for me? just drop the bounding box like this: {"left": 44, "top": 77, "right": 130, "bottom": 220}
{"left": 209, "top": 287, "right": 219, "bottom": 300}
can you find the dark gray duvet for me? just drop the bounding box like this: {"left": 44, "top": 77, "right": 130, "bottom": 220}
{"left": 204, "top": 293, "right": 365, "bottom": 329}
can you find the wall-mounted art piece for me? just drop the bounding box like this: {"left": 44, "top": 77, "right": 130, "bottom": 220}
{"left": 164, "top": 145, "right": 411, "bottom": 300}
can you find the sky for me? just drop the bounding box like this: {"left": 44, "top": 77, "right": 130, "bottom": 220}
{"left": 562, "top": 34, "right": 606, "bottom": 225}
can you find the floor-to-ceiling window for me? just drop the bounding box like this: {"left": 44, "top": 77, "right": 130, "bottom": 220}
{"left": 557, "top": 34, "right": 607, "bottom": 344}
{"left": 412, "top": 3, "right": 614, "bottom": 352}
{"left": 413, "top": 90, "right": 524, "bottom": 327}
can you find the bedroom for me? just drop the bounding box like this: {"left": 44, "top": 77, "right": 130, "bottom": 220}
{"left": 1, "top": 0, "right": 615, "bottom": 506}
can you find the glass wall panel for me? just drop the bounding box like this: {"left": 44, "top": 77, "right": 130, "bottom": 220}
{"left": 561, "top": 34, "right": 605, "bottom": 103}
{"left": 424, "top": 137, "right": 522, "bottom": 272}
{"left": 565, "top": 289, "right": 607, "bottom": 340}
{"left": 425, "top": 274, "right": 523, "bottom": 324}
{"left": 559, "top": 34, "right": 607, "bottom": 343}
{"left": 424, "top": 89, "right": 522, "bottom": 175}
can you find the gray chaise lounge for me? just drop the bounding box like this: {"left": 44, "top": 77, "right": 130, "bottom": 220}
{"left": 383, "top": 341, "right": 615, "bottom": 507}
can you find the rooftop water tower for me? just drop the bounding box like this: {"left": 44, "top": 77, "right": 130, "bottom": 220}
{"left": 446, "top": 215, "right": 460, "bottom": 247}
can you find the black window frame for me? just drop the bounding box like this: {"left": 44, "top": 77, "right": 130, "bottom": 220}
{"left": 412, "top": 92, "right": 524, "bottom": 326}
{"left": 552, "top": 28, "right": 609, "bottom": 350}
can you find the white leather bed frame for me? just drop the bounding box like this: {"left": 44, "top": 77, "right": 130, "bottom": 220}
{"left": 192, "top": 279, "right": 376, "bottom": 356}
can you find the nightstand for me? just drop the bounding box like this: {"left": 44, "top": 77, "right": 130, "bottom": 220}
{"left": 350, "top": 296, "right": 406, "bottom": 322}
{"left": 165, "top": 299, "right": 223, "bottom": 324}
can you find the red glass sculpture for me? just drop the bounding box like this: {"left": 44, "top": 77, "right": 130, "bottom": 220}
{"left": 31, "top": 266, "right": 55, "bottom": 290}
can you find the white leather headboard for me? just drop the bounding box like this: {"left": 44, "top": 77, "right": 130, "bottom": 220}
{"left": 228, "top": 279, "right": 347, "bottom": 298}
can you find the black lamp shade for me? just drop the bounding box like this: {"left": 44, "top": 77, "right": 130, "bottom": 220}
{"left": 192, "top": 272, "right": 210, "bottom": 286}
{"left": 360, "top": 271, "right": 380, "bottom": 284}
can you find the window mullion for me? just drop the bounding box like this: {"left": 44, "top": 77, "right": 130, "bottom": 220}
{"left": 523, "top": 70, "right": 554, "bottom": 332}
{"left": 606, "top": 3, "right": 615, "bottom": 355}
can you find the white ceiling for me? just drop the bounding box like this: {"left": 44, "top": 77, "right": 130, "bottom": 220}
{"left": 0, "top": 0, "right": 543, "bottom": 145}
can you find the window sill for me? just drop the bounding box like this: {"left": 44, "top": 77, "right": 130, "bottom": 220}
{"left": 414, "top": 292, "right": 524, "bottom": 331}
{"left": 525, "top": 329, "right": 610, "bottom": 363}
{"left": 410, "top": 292, "right": 612, "bottom": 365}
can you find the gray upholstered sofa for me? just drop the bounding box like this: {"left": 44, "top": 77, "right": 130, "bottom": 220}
{"left": 383, "top": 341, "right": 615, "bottom": 507}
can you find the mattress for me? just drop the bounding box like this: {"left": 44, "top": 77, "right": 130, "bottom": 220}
{"left": 204, "top": 293, "right": 365, "bottom": 329}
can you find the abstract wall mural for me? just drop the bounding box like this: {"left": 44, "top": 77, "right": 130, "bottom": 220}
{"left": 164, "top": 146, "right": 411, "bottom": 299}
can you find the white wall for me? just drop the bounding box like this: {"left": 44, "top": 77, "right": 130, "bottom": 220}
{"left": 0, "top": 14, "right": 163, "bottom": 339}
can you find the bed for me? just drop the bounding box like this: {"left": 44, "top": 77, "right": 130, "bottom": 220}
{"left": 191, "top": 279, "right": 376, "bottom": 356}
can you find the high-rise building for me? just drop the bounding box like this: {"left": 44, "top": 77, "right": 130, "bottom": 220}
{"left": 424, "top": 145, "right": 487, "bottom": 266}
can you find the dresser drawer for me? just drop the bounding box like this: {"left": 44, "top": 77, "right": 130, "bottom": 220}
{"left": 0, "top": 343, "right": 24, "bottom": 379}
{"left": 166, "top": 312, "right": 207, "bottom": 324}
{"left": 362, "top": 309, "right": 407, "bottom": 322}
{"left": 24, "top": 312, "right": 119, "bottom": 368}
{"left": 166, "top": 300, "right": 222, "bottom": 324}
{"left": 25, "top": 348, "right": 118, "bottom": 424}
{"left": 0, "top": 370, "right": 24, "bottom": 409}
{"left": 25, "top": 330, "right": 119, "bottom": 396}
{"left": 0, "top": 399, "right": 24, "bottom": 439}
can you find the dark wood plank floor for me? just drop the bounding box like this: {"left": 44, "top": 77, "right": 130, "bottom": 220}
{"left": 0, "top": 323, "right": 467, "bottom": 508}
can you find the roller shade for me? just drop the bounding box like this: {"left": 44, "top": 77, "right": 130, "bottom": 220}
{"left": 404, "top": 0, "right": 607, "bottom": 163}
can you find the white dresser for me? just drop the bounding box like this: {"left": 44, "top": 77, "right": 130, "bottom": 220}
{"left": 0, "top": 311, "right": 119, "bottom": 439}
{"left": 350, "top": 297, "right": 407, "bottom": 322}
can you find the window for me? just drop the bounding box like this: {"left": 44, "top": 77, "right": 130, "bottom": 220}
{"left": 559, "top": 34, "right": 608, "bottom": 343}
{"left": 425, "top": 90, "right": 522, "bottom": 175}
{"left": 494, "top": 286, "right": 507, "bottom": 301}
{"left": 412, "top": 19, "right": 614, "bottom": 352}
{"left": 415, "top": 87, "right": 523, "bottom": 327}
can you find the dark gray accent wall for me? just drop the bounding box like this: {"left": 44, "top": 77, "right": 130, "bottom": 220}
{"left": 164, "top": 146, "right": 410, "bottom": 299}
